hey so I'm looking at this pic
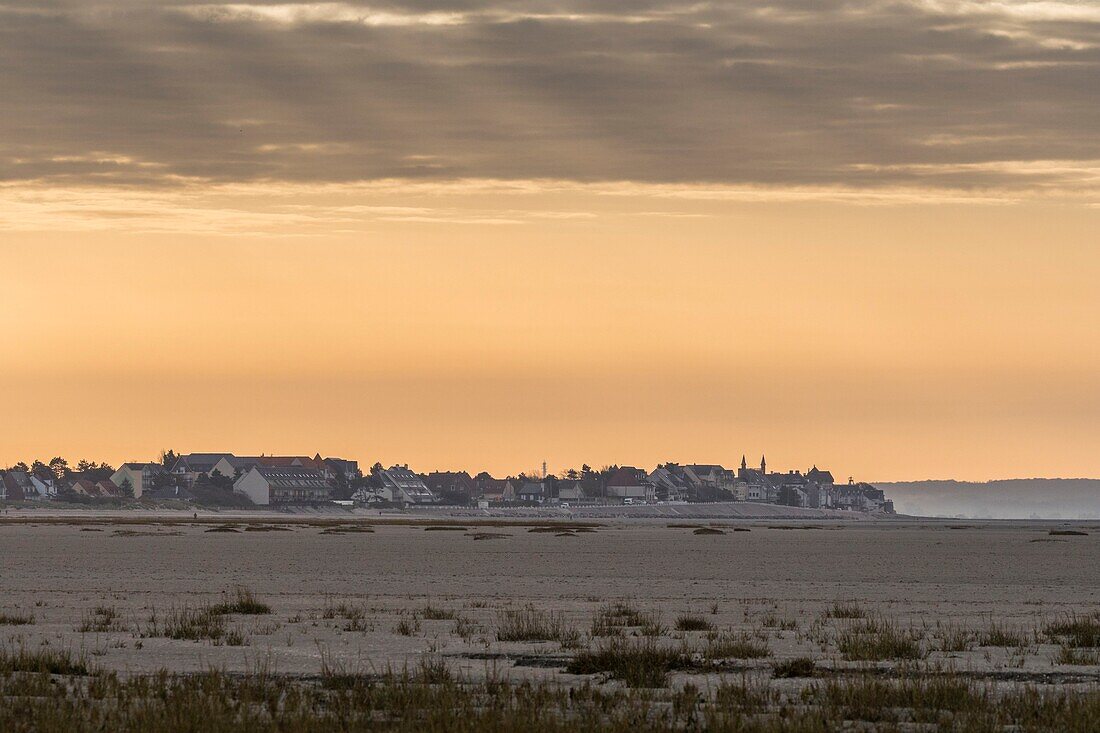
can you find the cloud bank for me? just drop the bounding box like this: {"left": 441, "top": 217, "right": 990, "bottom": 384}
{"left": 1, "top": 0, "right": 1098, "bottom": 198}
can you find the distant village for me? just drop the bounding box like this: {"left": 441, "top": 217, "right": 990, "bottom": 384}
{"left": 0, "top": 452, "right": 893, "bottom": 513}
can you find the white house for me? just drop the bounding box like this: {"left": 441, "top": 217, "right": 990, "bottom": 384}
{"left": 233, "top": 466, "right": 332, "bottom": 505}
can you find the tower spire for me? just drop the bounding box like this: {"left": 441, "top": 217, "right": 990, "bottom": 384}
{"left": 760, "top": 454, "right": 766, "bottom": 474}
{"left": 741, "top": 455, "right": 747, "bottom": 471}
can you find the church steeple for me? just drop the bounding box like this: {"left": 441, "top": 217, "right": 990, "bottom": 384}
{"left": 760, "top": 454, "right": 766, "bottom": 474}
{"left": 741, "top": 455, "right": 747, "bottom": 471}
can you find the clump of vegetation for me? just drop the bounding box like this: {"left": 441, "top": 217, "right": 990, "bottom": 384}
{"left": 421, "top": 603, "right": 458, "bottom": 621}
{"left": 674, "top": 615, "right": 713, "bottom": 632}
{"left": 1050, "top": 529, "right": 1088, "bottom": 536}
{"left": 567, "top": 638, "right": 683, "bottom": 687}
{"left": 424, "top": 526, "right": 467, "bottom": 531}
{"left": 210, "top": 587, "right": 271, "bottom": 615}
{"left": 0, "top": 612, "right": 35, "bottom": 626}
{"left": 395, "top": 614, "right": 422, "bottom": 636}
{"left": 79, "top": 605, "right": 122, "bottom": 633}
{"left": 152, "top": 606, "right": 244, "bottom": 643}
{"left": 976, "top": 620, "right": 1028, "bottom": 648}
{"left": 935, "top": 625, "right": 975, "bottom": 652}
{"left": 693, "top": 527, "right": 725, "bottom": 535}
{"left": 837, "top": 621, "right": 924, "bottom": 661}
{"left": 591, "top": 602, "right": 661, "bottom": 637}
{"left": 0, "top": 644, "right": 88, "bottom": 675}
{"left": 761, "top": 612, "right": 798, "bottom": 631}
{"left": 496, "top": 607, "right": 578, "bottom": 644}
{"left": 828, "top": 602, "right": 867, "bottom": 619}
{"left": 1056, "top": 645, "right": 1100, "bottom": 665}
{"left": 1046, "top": 613, "right": 1100, "bottom": 648}
{"left": 704, "top": 632, "right": 770, "bottom": 660}
{"left": 470, "top": 533, "right": 510, "bottom": 540}
{"left": 772, "top": 657, "right": 816, "bottom": 678}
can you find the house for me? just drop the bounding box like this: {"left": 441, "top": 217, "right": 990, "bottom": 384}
{"left": 69, "top": 479, "right": 99, "bottom": 497}
{"left": 255, "top": 455, "right": 336, "bottom": 481}
{"left": 233, "top": 466, "right": 332, "bottom": 505}
{"left": 835, "top": 481, "right": 891, "bottom": 512}
{"left": 683, "top": 464, "right": 737, "bottom": 500}
{"left": 648, "top": 466, "right": 691, "bottom": 502}
{"left": 555, "top": 480, "right": 588, "bottom": 503}
{"left": 605, "top": 466, "right": 655, "bottom": 503}
{"left": 110, "top": 462, "right": 161, "bottom": 498}
{"left": 324, "top": 457, "right": 361, "bottom": 481}
{"left": 0, "top": 471, "right": 31, "bottom": 501}
{"left": 96, "top": 479, "right": 123, "bottom": 497}
{"left": 30, "top": 468, "right": 56, "bottom": 498}
{"left": 171, "top": 453, "right": 238, "bottom": 486}
{"left": 425, "top": 471, "right": 476, "bottom": 502}
{"left": 375, "top": 465, "right": 436, "bottom": 504}
{"left": 516, "top": 481, "right": 546, "bottom": 503}
{"left": 473, "top": 472, "right": 508, "bottom": 502}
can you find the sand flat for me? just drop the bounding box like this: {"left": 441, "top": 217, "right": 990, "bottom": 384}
{"left": 1, "top": 517, "right": 1097, "bottom": 683}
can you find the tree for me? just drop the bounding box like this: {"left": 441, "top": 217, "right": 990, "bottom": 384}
{"left": 118, "top": 477, "right": 134, "bottom": 498}
{"left": 76, "top": 459, "right": 96, "bottom": 473}
{"left": 160, "top": 449, "right": 179, "bottom": 471}
{"left": 208, "top": 469, "right": 233, "bottom": 491}
{"left": 9, "top": 461, "right": 28, "bottom": 472}
{"left": 48, "top": 457, "right": 70, "bottom": 480}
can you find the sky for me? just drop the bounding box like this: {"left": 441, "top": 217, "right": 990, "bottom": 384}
{"left": 2, "top": 0, "right": 1099, "bottom": 480}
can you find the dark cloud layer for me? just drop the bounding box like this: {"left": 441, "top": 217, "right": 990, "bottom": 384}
{"left": 2, "top": 0, "right": 1098, "bottom": 193}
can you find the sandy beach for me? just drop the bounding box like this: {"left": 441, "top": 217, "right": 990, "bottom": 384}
{"left": 2, "top": 514, "right": 1097, "bottom": 689}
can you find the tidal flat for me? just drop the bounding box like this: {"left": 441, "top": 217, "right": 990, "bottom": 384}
{"left": 1, "top": 517, "right": 1098, "bottom": 730}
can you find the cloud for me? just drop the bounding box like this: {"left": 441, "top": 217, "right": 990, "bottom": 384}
{"left": 0, "top": 0, "right": 1098, "bottom": 199}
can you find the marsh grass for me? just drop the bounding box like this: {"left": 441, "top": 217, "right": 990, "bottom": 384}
{"left": 704, "top": 632, "right": 770, "bottom": 660}
{"left": 976, "top": 620, "right": 1029, "bottom": 648}
{"left": 566, "top": 638, "right": 683, "bottom": 687}
{"left": 79, "top": 605, "right": 122, "bottom": 633}
{"left": 761, "top": 613, "right": 798, "bottom": 631}
{"left": 0, "top": 643, "right": 88, "bottom": 675}
{"left": 591, "top": 601, "right": 658, "bottom": 637}
{"left": 772, "top": 657, "right": 816, "bottom": 678}
{"left": 935, "top": 625, "right": 975, "bottom": 652}
{"left": 420, "top": 604, "right": 458, "bottom": 621}
{"left": 0, "top": 612, "right": 35, "bottom": 626}
{"left": 3, "top": 649, "right": 1100, "bottom": 731}
{"left": 151, "top": 605, "right": 245, "bottom": 644}
{"left": 210, "top": 587, "right": 271, "bottom": 615}
{"left": 1046, "top": 613, "right": 1100, "bottom": 648}
{"left": 828, "top": 602, "right": 867, "bottom": 619}
{"left": 1055, "top": 645, "right": 1100, "bottom": 665}
{"left": 496, "top": 607, "right": 578, "bottom": 644}
{"left": 395, "top": 614, "right": 422, "bottom": 636}
{"left": 675, "top": 615, "right": 713, "bottom": 632}
{"left": 837, "top": 621, "right": 924, "bottom": 661}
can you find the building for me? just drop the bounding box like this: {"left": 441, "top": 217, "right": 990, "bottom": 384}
{"left": 648, "top": 465, "right": 691, "bottom": 502}
{"left": 683, "top": 464, "right": 737, "bottom": 501}
{"left": 375, "top": 465, "right": 436, "bottom": 504}
{"left": 110, "top": 462, "right": 161, "bottom": 498}
{"left": 96, "top": 479, "right": 123, "bottom": 497}
{"left": 0, "top": 471, "right": 31, "bottom": 501}
{"left": 171, "top": 453, "right": 238, "bottom": 486}
{"left": 556, "top": 480, "right": 588, "bottom": 504}
{"left": 233, "top": 466, "right": 332, "bottom": 505}
{"left": 324, "top": 457, "right": 361, "bottom": 481}
{"left": 605, "top": 466, "right": 656, "bottom": 503}
{"left": 425, "top": 471, "right": 476, "bottom": 502}
{"left": 473, "top": 472, "right": 508, "bottom": 502}
{"left": 515, "top": 481, "right": 547, "bottom": 503}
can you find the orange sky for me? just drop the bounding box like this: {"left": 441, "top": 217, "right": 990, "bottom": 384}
{"left": 3, "top": 188, "right": 1099, "bottom": 481}
{"left": 4, "top": 0, "right": 1100, "bottom": 480}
